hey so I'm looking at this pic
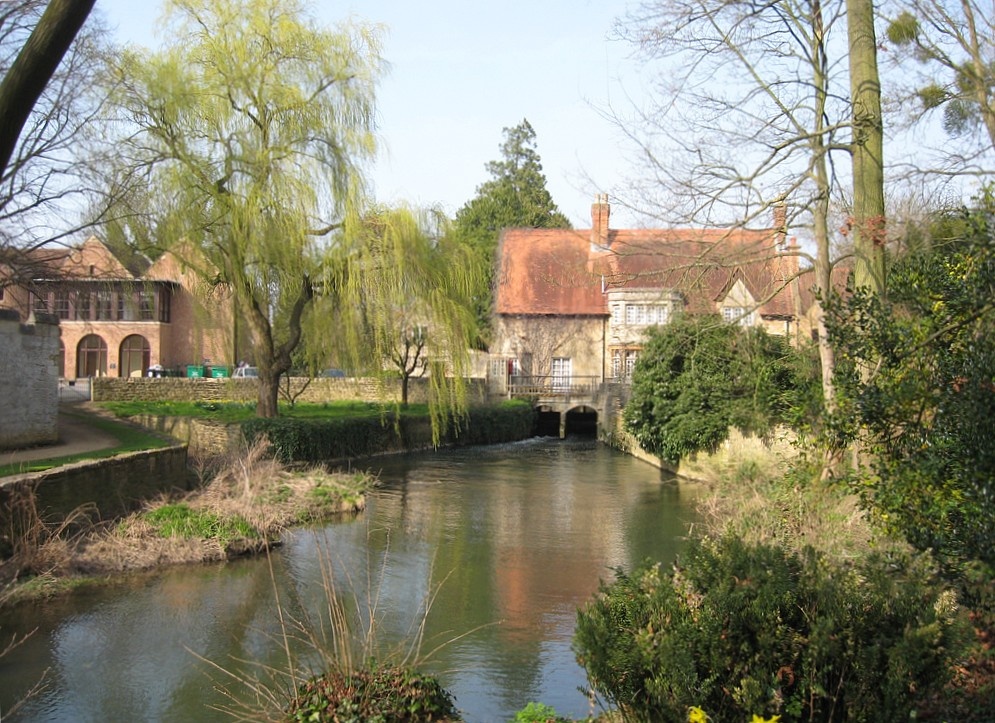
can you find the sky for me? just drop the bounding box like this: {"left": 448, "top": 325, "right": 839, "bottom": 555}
{"left": 93, "top": 0, "right": 651, "bottom": 228}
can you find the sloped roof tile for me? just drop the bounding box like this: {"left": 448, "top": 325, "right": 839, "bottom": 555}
{"left": 496, "top": 222, "right": 800, "bottom": 319}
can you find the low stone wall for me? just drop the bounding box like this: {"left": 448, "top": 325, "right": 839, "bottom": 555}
{"left": 603, "top": 406, "right": 795, "bottom": 481}
{"left": 92, "top": 376, "right": 486, "bottom": 406}
{"left": 126, "top": 415, "right": 240, "bottom": 459}
{"left": 0, "top": 445, "right": 191, "bottom": 531}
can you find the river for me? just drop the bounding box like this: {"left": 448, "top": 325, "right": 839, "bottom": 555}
{"left": 0, "top": 437, "right": 700, "bottom": 722}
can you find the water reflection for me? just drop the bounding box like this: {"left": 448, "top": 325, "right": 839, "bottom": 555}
{"left": 1, "top": 438, "right": 699, "bottom": 722}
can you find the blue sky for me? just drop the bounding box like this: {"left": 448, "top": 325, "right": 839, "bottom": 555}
{"left": 94, "top": 0, "right": 648, "bottom": 228}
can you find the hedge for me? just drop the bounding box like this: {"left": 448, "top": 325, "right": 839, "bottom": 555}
{"left": 241, "top": 401, "right": 536, "bottom": 463}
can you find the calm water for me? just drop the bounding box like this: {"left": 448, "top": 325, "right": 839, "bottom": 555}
{"left": 0, "top": 437, "right": 699, "bottom": 722}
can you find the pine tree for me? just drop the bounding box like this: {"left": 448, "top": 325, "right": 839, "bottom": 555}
{"left": 452, "top": 119, "right": 570, "bottom": 346}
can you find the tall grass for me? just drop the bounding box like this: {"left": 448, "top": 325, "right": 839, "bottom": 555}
{"left": 194, "top": 541, "right": 476, "bottom": 721}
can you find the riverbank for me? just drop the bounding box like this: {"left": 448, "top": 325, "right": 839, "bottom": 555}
{"left": 0, "top": 438, "right": 371, "bottom": 608}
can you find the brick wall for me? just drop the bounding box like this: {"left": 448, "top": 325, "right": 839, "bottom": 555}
{"left": 92, "top": 376, "right": 487, "bottom": 406}
{"left": 0, "top": 310, "right": 60, "bottom": 449}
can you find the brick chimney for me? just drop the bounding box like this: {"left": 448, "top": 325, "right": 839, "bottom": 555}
{"left": 773, "top": 202, "right": 787, "bottom": 247}
{"left": 591, "top": 193, "right": 610, "bottom": 250}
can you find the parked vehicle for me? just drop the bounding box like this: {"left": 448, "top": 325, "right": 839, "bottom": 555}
{"left": 233, "top": 365, "right": 258, "bottom": 378}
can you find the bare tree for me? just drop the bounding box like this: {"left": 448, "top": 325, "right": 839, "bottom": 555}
{"left": 0, "top": 0, "right": 105, "bottom": 288}
{"left": 613, "top": 0, "right": 854, "bottom": 404}
{"left": 885, "top": 0, "right": 995, "bottom": 176}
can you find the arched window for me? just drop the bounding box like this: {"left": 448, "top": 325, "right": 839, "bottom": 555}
{"left": 119, "top": 335, "right": 150, "bottom": 378}
{"left": 76, "top": 335, "right": 107, "bottom": 378}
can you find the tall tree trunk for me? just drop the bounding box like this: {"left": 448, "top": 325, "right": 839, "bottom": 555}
{"left": 257, "top": 372, "right": 280, "bottom": 419}
{"left": 0, "top": 0, "right": 95, "bottom": 178}
{"left": 811, "top": 0, "right": 836, "bottom": 409}
{"left": 846, "top": 0, "right": 887, "bottom": 296}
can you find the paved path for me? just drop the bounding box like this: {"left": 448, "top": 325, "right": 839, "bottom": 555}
{"left": 0, "top": 407, "right": 118, "bottom": 467}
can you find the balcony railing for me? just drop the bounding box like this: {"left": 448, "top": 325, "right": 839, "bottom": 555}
{"left": 507, "top": 375, "right": 601, "bottom": 399}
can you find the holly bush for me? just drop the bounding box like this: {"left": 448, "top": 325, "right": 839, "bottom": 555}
{"left": 574, "top": 536, "right": 965, "bottom": 722}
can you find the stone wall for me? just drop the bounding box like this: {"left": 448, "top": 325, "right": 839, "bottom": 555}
{"left": 0, "top": 445, "right": 190, "bottom": 530}
{"left": 0, "top": 309, "right": 60, "bottom": 450}
{"left": 92, "top": 376, "right": 487, "bottom": 406}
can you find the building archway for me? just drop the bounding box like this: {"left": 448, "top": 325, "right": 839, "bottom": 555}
{"left": 564, "top": 405, "right": 598, "bottom": 436}
{"left": 119, "top": 334, "right": 151, "bottom": 378}
{"left": 77, "top": 334, "right": 107, "bottom": 378}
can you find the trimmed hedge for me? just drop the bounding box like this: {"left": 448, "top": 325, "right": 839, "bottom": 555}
{"left": 242, "top": 401, "right": 536, "bottom": 463}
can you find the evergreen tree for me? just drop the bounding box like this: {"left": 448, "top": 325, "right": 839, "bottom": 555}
{"left": 452, "top": 119, "right": 570, "bottom": 346}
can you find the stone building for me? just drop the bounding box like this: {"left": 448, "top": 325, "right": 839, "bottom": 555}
{"left": 489, "top": 195, "right": 812, "bottom": 390}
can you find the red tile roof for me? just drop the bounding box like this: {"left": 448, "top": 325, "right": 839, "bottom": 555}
{"left": 495, "top": 222, "right": 800, "bottom": 319}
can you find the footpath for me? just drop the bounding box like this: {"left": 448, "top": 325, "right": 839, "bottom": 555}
{"left": 0, "top": 406, "right": 118, "bottom": 467}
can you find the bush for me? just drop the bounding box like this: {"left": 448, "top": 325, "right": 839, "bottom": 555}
{"left": 286, "top": 663, "right": 459, "bottom": 722}
{"left": 511, "top": 701, "right": 567, "bottom": 722}
{"left": 242, "top": 414, "right": 400, "bottom": 462}
{"left": 574, "top": 536, "right": 965, "bottom": 722}
{"left": 242, "top": 402, "right": 536, "bottom": 463}
{"left": 623, "top": 316, "right": 819, "bottom": 464}
{"left": 457, "top": 400, "right": 536, "bottom": 446}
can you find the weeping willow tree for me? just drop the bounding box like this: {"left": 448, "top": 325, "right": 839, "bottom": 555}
{"left": 110, "top": 0, "right": 383, "bottom": 417}
{"left": 311, "top": 205, "right": 482, "bottom": 440}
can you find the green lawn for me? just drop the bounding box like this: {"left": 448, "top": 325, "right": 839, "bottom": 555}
{"left": 98, "top": 400, "right": 429, "bottom": 423}
{"left": 0, "top": 410, "right": 174, "bottom": 478}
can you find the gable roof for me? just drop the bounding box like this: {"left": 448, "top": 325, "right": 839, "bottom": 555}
{"left": 56, "top": 236, "right": 135, "bottom": 280}
{"left": 495, "top": 204, "right": 800, "bottom": 320}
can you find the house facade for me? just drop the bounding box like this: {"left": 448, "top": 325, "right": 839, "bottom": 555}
{"left": 489, "top": 195, "right": 807, "bottom": 391}
{"left": 0, "top": 237, "right": 242, "bottom": 379}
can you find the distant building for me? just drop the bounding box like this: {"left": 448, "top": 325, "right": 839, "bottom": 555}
{"left": 0, "top": 237, "right": 247, "bottom": 378}
{"left": 489, "top": 194, "right": 812, "bottom": 390}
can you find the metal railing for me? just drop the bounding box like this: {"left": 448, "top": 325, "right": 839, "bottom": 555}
{"left": 507, "top": 375, "right": 601, "bottom": 399}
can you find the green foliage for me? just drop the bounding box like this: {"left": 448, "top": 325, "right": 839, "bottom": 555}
{"left": 324, "top": 204, "right": 483, "bottom": 430}
{"left": 242, "top": 402, "right": 535, "bottom": 462}
{"left": 885, "top": 11, "right": 920, "bottom": 46}
{"left": 0, "top": 410, "right": 173, "bottom": 478}
{"left": 143, "top": 504, "right": 256, "bottom": 547}
{"left": 574, "top": 536, "right": 965, "bottom": 722}
{"left": 511, "top": 701, "right": 567, "bottom": 723}
{"left": 451, "top": 119, "right": 571, "bottom": 345}
{"left": 623, "top": 316, "right": 818, "bottom": 464}
{"left": 112, "top": 0, "right": 384, "bottom": 417}
{"left": 826, "top": 191, "right": 995, "bottom": 569}
{"left": 286, "top": 663, "right": 459, "bottom": 722}
{"left": 242, "top": 415, "right": 399, "bottom": 462}
{"left": 455, "top": 401, "right": 537, "bottom": 446}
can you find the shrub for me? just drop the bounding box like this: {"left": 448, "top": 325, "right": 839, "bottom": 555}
{"left": 242, "top": 415, "right": 399, "bottom": 462}
{"left": 511, "top": 701, "right": 567, "bottom": 722}
{"left": 624, "top": 316, "right": 819, "bottom": 464}
{"left": 456, "top": 400, "right": 536, "bottom": 446}
{"left": 574, "top": 536, "right": 965, "bottom": 722}
{"left": 242, "top": 402, "right": 536, "bottom": 463}
{"left": 286, "top": 663, "right": 459, "bottom": 722}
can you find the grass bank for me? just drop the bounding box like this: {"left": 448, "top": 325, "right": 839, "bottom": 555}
{"left": 0, "top": 409, "right": 172, "bottom": 478}
{"left": 0, "top": 438, "right": 371, "bottom": 608}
